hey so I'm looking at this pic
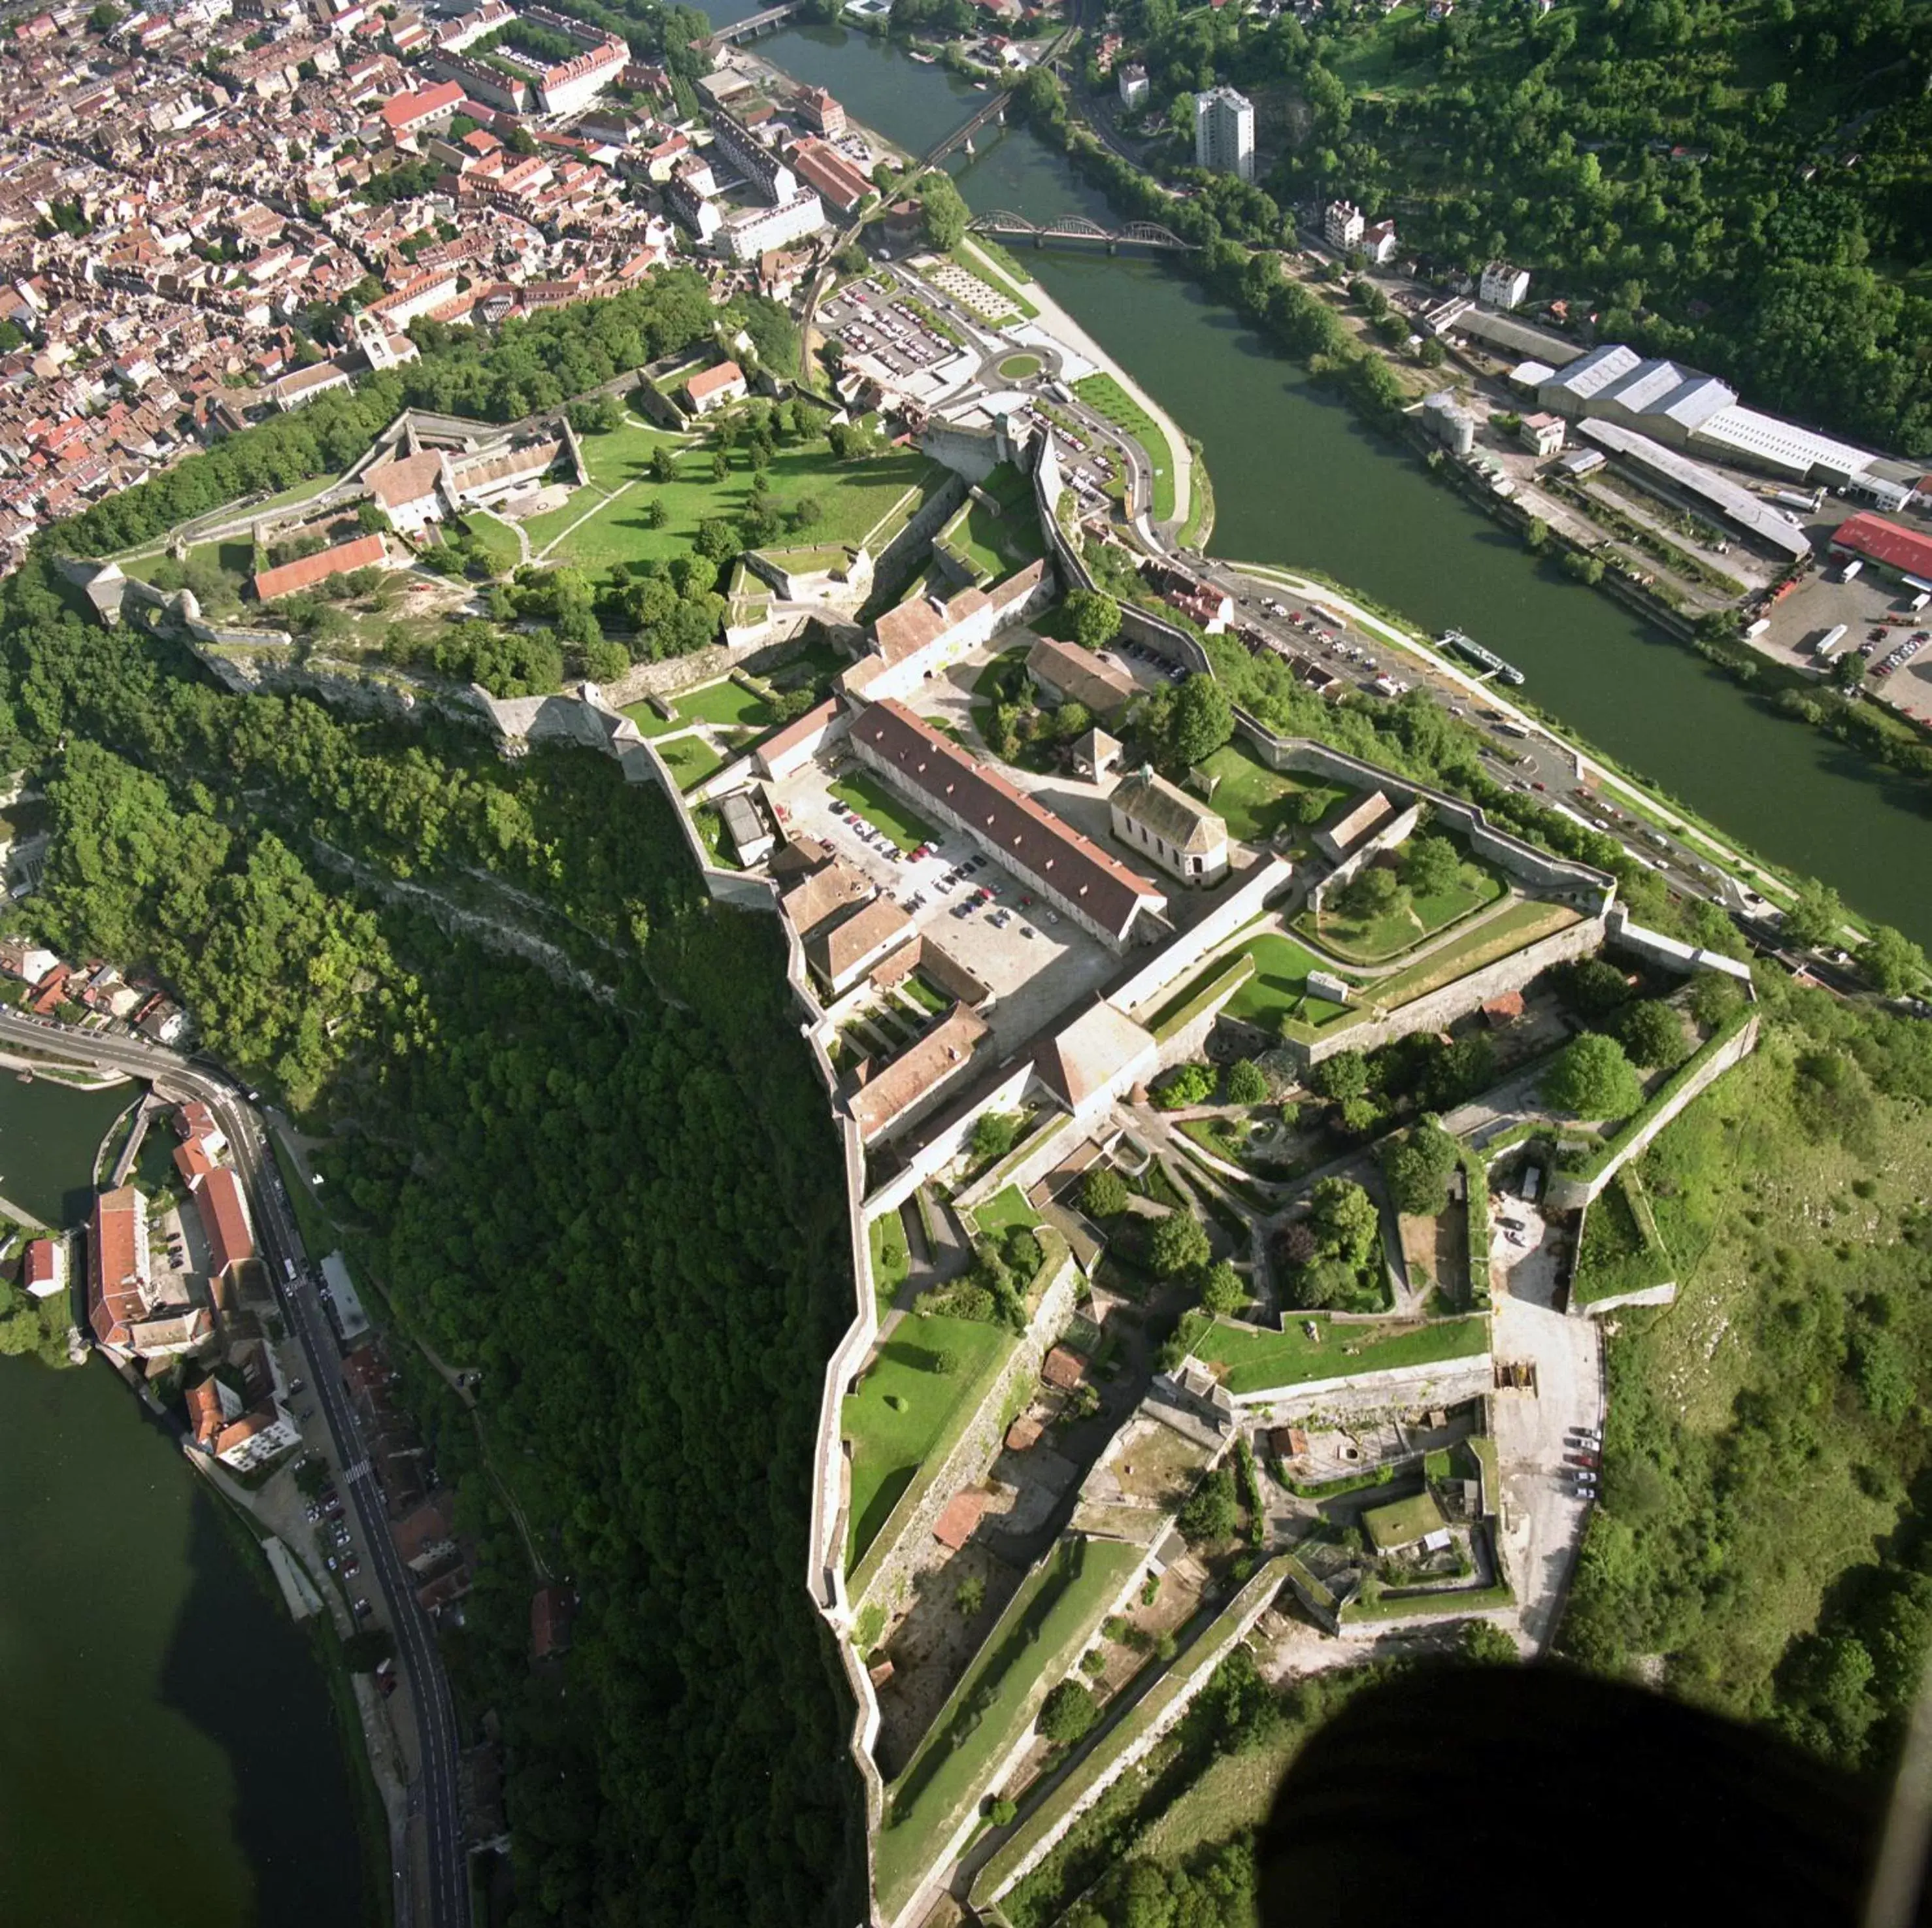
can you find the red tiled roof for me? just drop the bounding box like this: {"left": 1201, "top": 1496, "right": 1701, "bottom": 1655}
{"left": 789, "top": 137, "right": 870, "bottom": 213}
{"left": 174, "top": 1138, "right": 216, "bottom": 1189}
{"left": 365, "top": 450, "right": 446, "bottom": 510}
{"left": 24, "top": 1237, "right": 57, "bottom": 1292}
{"left": 1831, "top": 510, "right": 1932, "bottom": 582}
{"left": 381, "top": 78, "right": 463, "bottom": 132}
{"left": 197, "top": 1167, "right": 255, "bottom": 1278}
{"left": 186, "top": 1378, "right": 224, "bottom": 1449}
{"left": 1041, "top": 1345, "right": 1086, "bottom": 1390}
{"left": 88, "top": 1185, "right": 146, "bottom": 1348}
{"left": 850, "top": 701, "right": 1163, "bottom": 940}
{"left": 931, "top": 1488, "right": 989, "bottom": 1550}
{"left": 253, "top": 532, "right": 386, "bottom": 603}
{"left": 531, "top": 1583, "right": 575, "bottom": 1659}
{"left": 686, "top": 359, "right": 744, "bottom": 403}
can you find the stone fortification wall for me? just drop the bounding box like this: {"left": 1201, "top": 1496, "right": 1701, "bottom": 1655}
{"left": 973, "top": 1554, "right": 1291, "bottom": 1912}
{"left": 954, "top": 1112, "right": 1084, "bottom": 1220}
{"left": 1222, "top": 1352, "right": 1496, "bottom": 1418}
{"left": 1235, "top": 712, "right": 1615, "bottom": 912}
{"left": 1110, "top": 856, "right": 1294, "bottom": 1022}
{"left": 1545, "top": 1010, "right": 1759, "bottom": 1210}
{"left": 1286, "top": 911, "right": 1607, "bottom": 1069}
{"left": 861, "top": 1056, "right": 1039, "bottom": 1217}
{"left": 849, "top": 1254, "right": 1083, "bottom": 1621}
{"left": 920, "top": 420, "right": 1006, "bottom": 484}
{"left": 1119, "top": 603, "right": 1212, "bottom": 674}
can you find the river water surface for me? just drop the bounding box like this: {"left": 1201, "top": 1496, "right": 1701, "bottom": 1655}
{"left": 722, "top": 11, "right": 1932, "bottom": 940}
{"left": 0, "top": 1072, "right": 362, "bottom": 1928}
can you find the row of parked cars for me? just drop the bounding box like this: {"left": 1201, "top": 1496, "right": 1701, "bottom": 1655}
{"left": 1562, "top": 1425, "right": 1601, "bottom": 1501}
{"left": 1873, "top": 629, "right": 1929, "bottom": 680}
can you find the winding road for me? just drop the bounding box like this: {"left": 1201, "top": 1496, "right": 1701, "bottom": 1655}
{"left": 0, "top": 1009, "right": 471, "bottom": 1928}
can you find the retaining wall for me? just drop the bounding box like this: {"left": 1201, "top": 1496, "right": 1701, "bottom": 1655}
{"left": 1545, "top": 1010, "right": 1759, "bottom": 1210}
{"left": 861, "top": 1057, "right": 1040, "bottom": 1218}
{"left": 1234, "top": 712, "right": 1616, "bottom": 912}
{"left": 848, "top": 1254, "right": 1083, "bottom": 1621}
{"left": 1222, "top": 1353, "right": 1496, "bottom": 1419}
{"left": 1282, "top": 912, "right": 1607, "bottom": 1069}
{"left": 971, "top": 1554, "right": 1291, "bottom": 1914}
{"left": 1110, "top": 856, "right": 1295, "bottom": 1021}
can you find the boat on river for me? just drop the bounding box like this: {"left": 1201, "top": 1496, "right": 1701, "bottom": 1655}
{"left": 1440, "top": 629, "right": 1525, "bottom": 685}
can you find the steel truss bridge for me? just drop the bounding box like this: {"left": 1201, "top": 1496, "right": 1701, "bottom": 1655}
{"left": 967, "top": 210, "right": 1195, "bottom": 252}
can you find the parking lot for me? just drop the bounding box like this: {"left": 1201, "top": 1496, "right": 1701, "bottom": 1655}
{"left": 769, "top": 753, "right": 1122, "bottom": 1050}
{"left": 1752, "top": 567, "right": 1932, "bottom": 723}
{"left": 820, "top": 280, "right": 979, "bottom": 405}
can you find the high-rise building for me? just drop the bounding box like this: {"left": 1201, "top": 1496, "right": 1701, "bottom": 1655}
{"left": 1193, "top": 86, "right": 1254, "bottom": 182}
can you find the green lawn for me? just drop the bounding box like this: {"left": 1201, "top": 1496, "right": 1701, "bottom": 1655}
{"left": 1363, "top": 899, "right": 1580, "bottom": 1010}
{"left": 997, "top": 353, "right": 1044, "bottom": 381}
{"left": 829, "top": 771, "right": 937, "bottom": 852}
{"left": 941, "top": 492, "right": 1048, "bottom": 584}
{"left": 1193, "top": 744, "right": 1344, "bottom": 847}
{"left": 1074, "top": 373, "right": 1176, "bottom": 522}
{"left": 620, "top": 699, "right": 682, "bottom": 738}
{"left": 1363, "top": 1489, "right": 1446, "bottom": 1552}
{"left": 869, "top": 1208, "right": 912, "bottom": 1309}
{"left": 1187, "top": 1312, "right": 1491, "bottom": 1395}
{"left": 458, "top": 509, "right": 524, "bottom": 578}
{"left": 1298, "top": 863, "right": 1505, "bottom": 964}
{"left": 1221, "top": 933, "right": 1356, "bottom": 1031}
{"left": 876, "top": 1535, "right": 1146, "bottom": 1918}
{"left": 575, "top": 417, "right": 686, "bottom": 491}
{"left": 675, "top": 678, "right": 781, "bottom": 731}
{"left": 658, "top": 735, "right": 729, "bottom": 792}
{"left": 547, "top": 442, "right": 946, "bottom": 573}
{"left": 124, "top": 539, "right": 255, "bottom": 590}
{"left": 972, "top": 1185, "right": 1041, "bottom": 1237}
{"left": 843, "top": 1314, "right": 1012, "bottom": 1567}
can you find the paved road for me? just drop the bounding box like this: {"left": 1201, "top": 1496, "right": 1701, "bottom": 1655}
{"left": 0, "top": 1010, "right": 471, "bottom": 1928}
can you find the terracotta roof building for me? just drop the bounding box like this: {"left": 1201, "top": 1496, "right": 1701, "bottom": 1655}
{"left": 253, "top": 531, "right": 388, "bottom": 603}
{"left": 88, "top": 1185, "right": 150, "bottom": 1351}
{"left": 685, "top": 360, "right": 747, "bottom": 415}
{"left": 805, "top": 891, "right": 915, "bottom": 997}
{"left": 23, "top": 1235, "right": 63, "bottom": 1299}
{"left": 850, "top": 701, "right": 1166, "bottom": 949}
{"left": 195, "top": 1167, "right": 256, "bottom": 1280}
{"left": 848, "top": 1005, "right": 991, "bottom": 1145}
{"left": 931, "top": 1488, "right": 990, "bottom": 1550}
{"left": 1025, "top": 633, "right": 1138, "bottom": 723}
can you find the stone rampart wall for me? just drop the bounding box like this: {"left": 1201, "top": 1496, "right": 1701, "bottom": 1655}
{"left": 1223, "top": 1352, "right": 1496, "bottom": 1418}
{"left": 1545, "top": 1011, "right": 1759, "bottom": 1210}
{"left": 849, "top": 1255, "right": 1082, "bottom": 1621}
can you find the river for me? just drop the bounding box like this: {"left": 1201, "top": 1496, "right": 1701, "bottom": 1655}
{"left": 714, "top": 10, "right": 1932, "bottom": 942}
{"left": 0, "top": 1072, "right": 364, "bottom": 1928}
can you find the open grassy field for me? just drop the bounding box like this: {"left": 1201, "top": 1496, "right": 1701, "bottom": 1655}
{"left": 843, "top": 1314, "right": 1013, "bottom": 1568}
{"left": 1073, "top": 374, "right": 1177, "bottom": 522}
{"left": 829, "top": 770, "right": 937, "bottom": 852}
{"left": 1221, "top": 933, "right": 1356, "bottom": 1031}
{"left": 675, "top": 678, "right": 781, "bottom": 731}
{"left": 876, "top": 1534, "right": 1146, "bottom": 1918}
{"left": 538, "top": 437, "right": 945, "bottom": 573}
{"left": 1187, "top": 1311, "right": 1491, "bottom": 1395}
{"left": 942, "top": 493, "right": 1047, "bottom": 584}
{"left": 869, "top": 1208, "right": 911, "bottom": 1311}
{"left": 1193, "top": 743, "right": 1344, "bottom": 847}
{"left": 459, "top": 509, "right": 524, "bottom": 577}
{"left": 122, "top": 539, "right": 256, "bottom": 591}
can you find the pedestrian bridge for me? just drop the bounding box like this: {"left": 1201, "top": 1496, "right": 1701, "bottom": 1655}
{"left": 967, "top": 210, "right": 1195, "bottom": 253}
{"left": 708, "top": 1, "right": 803, "bottom": 47}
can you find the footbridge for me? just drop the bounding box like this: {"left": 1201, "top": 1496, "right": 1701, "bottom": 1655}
{"left": 967, "top": 210, "right": 1195, "bottom": 253}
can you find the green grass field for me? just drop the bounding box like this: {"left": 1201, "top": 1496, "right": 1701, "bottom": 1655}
{"left": 942, "top": 493, "right": 1048, "bottom": 583}
{"left": 1363, "top": 899, "right": 1578, "bottom": 1009}
{"left": 876, "top": 1534, "right": 1146, "bottom": 1918}
{"left": 1299, "top": 863, "right": 1505, "bottom": 964}
{"left": 123, "top": 539, "right": 254, "bottom": 590}
{"left": 459, "top": 510, "right": 523, "bottom": 577}
{"left": 620, "top": 699, "right": 682, "bottom": 738}
{"left": 658, "top": 735, "right": 729, "bottom": 792}
{"left": 843, "top": 1315, "right": 1012, "bottom": 1567}
{"left": 1221, "top": 933, "right": 1356, "bottom": 1031}
{"left": 973, "top": 1185, "right": 1041, "bottom": 1237}
{"left": 1193, "top": 744, "right": 1344, "bottom": 846}
{"left": 1187, "top": 1311, "right": 1491, "bottom": 1395}
{"left": 540, "top": 439, "right": 944, "bottom": 573}
{"left": 997, "top": 353, "right": 1044, "bottom": 380}
{"left": 829, "top": 771, "right": 937, "bottom": 852}
{"left": 675, "top": 678, "right": 781, "bottom": 731}
{"left": 869, "top": 1208, "right": 912, "bottom": 1310}
{"left": 1074, "top": 373, "right": 1176, "bottom": 522}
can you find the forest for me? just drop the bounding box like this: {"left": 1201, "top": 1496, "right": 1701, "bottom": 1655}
{"left": 0, "top": 554, "right": 867, "bottom": 1928}
{"left": 1096, "top": 0, "right": 1932, "bottom": 455}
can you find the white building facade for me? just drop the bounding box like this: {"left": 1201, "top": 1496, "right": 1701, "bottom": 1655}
{"left": 1193, "top": 88, "right": 1255, "bottom": 182}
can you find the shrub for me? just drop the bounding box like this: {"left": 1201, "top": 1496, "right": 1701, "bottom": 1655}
{"left": 1150, "top": 1212, "right": 1211, "bottom": 1278}
{"left": 1618, "top": 999, "right": 1686, "bottom": 1069}
{"left": 971, "top": 1111, "right": 1023, "bottom": 1163}
{"left": 1152, "top": 1061, "right": 1216, "bottom": 1110}
{"left": 1178, "top": 1467, "right": 1239, "bottom": 1543}
{"left": 1541, "top": 1032, "right": 1643, "bottom": 1120}
{"left": 1038, "top": 1680, "right": 1099, "bottom": 1745}
{"left": 1081, "top": 1167, "right": 1129, "bottom": 1219}
{"left": 1225, "top": 1057, "right": 1269, "bottom": 1106}
{"left": 1199, "top": 1260, "right": 1244, "bottom": 1316}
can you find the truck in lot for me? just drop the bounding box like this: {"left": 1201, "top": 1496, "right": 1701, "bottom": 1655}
{"left": 1812, "top": 623, "right": 1848, "bottom": 660}
{"left": 1838, "top": 560, "right": 1863, "bottom": 583}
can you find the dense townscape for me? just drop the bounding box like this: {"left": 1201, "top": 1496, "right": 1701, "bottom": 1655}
{"left": 0, "top": 3, "right": 1929, "bottom": 1928}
